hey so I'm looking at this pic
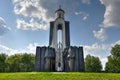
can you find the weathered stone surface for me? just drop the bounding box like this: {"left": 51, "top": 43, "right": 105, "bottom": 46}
{"left": 34, "top": 7, "right": 84, "bottom": 72}
{"left": 34, "top": 47, "right": 41, "bottom": 71}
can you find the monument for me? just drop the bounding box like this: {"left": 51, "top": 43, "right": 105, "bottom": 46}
{"left": 35, "top": 6, "right": 84, "bottom": 72}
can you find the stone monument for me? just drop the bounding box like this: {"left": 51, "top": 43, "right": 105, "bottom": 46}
{"left": 35, "top": 6, "right": 84, "bottom": 72}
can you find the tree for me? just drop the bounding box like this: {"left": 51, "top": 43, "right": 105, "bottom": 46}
{"left": 0, "top": 53, "right": 8, "bottom": 72}
{"left": 85, "top": 54, "right": 102, "bottom": 72}
{"left": 0, "top": 53, "right": 35, "bottom": 72}
{"left": 20, "top": 53, "right": 35, "bottom": 72}
{"left": 6, "top": 53, "right": 35, "bottom": 72}
{"left": 105, "top": 44, "right": 120, "bottom": 72}
{"left": 6, "top": 54, "right": 22, "bottom": 72}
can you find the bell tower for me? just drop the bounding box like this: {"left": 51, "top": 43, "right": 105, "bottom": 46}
{"left": 55, "top": 5, "right": 64, "bottom": 19}
{"left": 35, "top": 6, "right": 84, "bottom": 72}
{"left": 49, "top": 6, "right": 70, "bottom": 51}
{"left": 49, "top": 6, "right": 70, "bottom": 71}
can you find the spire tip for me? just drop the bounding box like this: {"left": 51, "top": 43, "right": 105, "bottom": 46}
{"left": 59, "top": 5, "right": 61, "bottom": 9}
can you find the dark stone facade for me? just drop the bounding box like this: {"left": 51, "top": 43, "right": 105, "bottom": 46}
{"left": 35, "top": 7, "right": 84, "bottom": 72}
{"left": 35, "top": 46, "right": 84, "bottom": 72}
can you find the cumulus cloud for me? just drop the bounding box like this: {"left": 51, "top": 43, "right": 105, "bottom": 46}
{"left": 81, "top": 0, "right": 91, "bottom": 4}
{"left": 111, "top": 40, "right": 120, "bottom": 47}
{"left": 114, "top": 40, "right": 120, "bottom": 45}
{"left": 13, "top": 0, "right": 53, "bottom": 30}
{"left": 100, "top": 57, "right": 108, "bottom": 69}
{"left": 27, "top": 43, "right": 48, "bottom": 54}
{"left": 93, "top": 28, "right": 107, "bottom": 41}
{"left": 0, "top": 43, "right": 39, "bottom": 55}
{"left": 75, "top": 11, "right": 89, "bottom": 20}
{"left": 27, "top": 43, "right": 38, "bottom": 54}
{"left": 94, "top": 0, "right": 120, "bottom": 41}
{"left": 0, "top": 17, "right": 11, "bottom": 37}
{"left": 83, "top": 43, "right": 109, "bottom": 56}
{"left": 17, "top": 18, "right": 48, "bottom": 30}
{"left": 100, "top": 0, "right": 120, "bottom": 27}
{"left": 13, "top": 0, "right": 80, "bottom": 30}
{"left": 0, "top": 44, "right": 27, "bottom": 55}
{"left": 83, "top": 43, "right": 110, "bottom": 69}
{"left": 83, "top": 40, "right": 120, "bottom": 69}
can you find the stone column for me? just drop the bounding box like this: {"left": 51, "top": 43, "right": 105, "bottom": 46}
{"left": 79, "top": 47, "right": 85, "bottom": 72}
{"left": 35, "top": 47, "right": 41, "bottom": 71}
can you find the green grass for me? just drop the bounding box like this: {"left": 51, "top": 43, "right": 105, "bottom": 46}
{"left": 0, "top": 72, "right": 120, "bottom": 80}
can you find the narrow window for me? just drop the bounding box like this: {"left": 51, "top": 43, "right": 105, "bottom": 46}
{"left": 59, "top": 14, "right": 61, "bottom": 17}
{"left": 58, "top": 30, "right": 62, "bottom": 44}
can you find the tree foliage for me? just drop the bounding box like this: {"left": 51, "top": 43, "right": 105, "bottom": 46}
{"left": 105, "top": 44, "right": 120, "bottom": 72}
{"left": 85, "top": 54, "right": 102, "bottom": 72}
{"left": 0, "top": 53, "right": 8, "bottom": 72}
{"left": 0, "top": 53, "right": 35, "bottom": 72}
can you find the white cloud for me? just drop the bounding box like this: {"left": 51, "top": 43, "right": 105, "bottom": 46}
{"left": 111, "top": 40, "right": 120, "bottom": 48}
{"left": 75, "top": 11, "right": 89, "bottom": 20}
{"left": 83, "top": 43, "right": 109, "bottom": 56}
{"left": 94, "top": 0, "right": 120, "bottom": 41}
{"left": 0, "top": 17, "right": 11, "bottom": 37}
{"left": 27, "top": 43, "right": 38, "bottom": 54}
{"left": 27, "top": 43, "right": 49, "bottom": 54}
{"left": 93, "top": 28, "right": 107, "bottom": 41}
{"left": 83, "top": 40, "right": 120, "bottom": 57}
{"left": 100, "top": 57, "right": 108, "bottom": 70}
{"left": 81, "top": 0, "right": 91, "bottom": 4}
{"left": 114, "top": 40, "right": 120, "bottom": 45}
{"left": 17, "top": 18, "right": 48, "bottom": 30}
{"left": 83, "top": 40, "right": 120, "bottom": 70}
{"left": 13, "top": 0, "right": 53, "bottom": 30}
{"left": 100, "top": 0, "right": 120, "bottom": 27}
{"left": 83, "top": 43, "right": 110, "bottom": 70}
{"left": 0, "top": 43, "right": 39, "bottom": 55}
{"left": 0, "top": 44, "right": 27, "bottom": 55}
{"left": 13, "top": 0, "right": 84, "bottom": 30}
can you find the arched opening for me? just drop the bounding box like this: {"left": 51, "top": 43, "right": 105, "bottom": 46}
{"left": 56, "top": 24, "right": 63, "bottom": 72}
{"left": 58, "top": 30, "right": 62, "bottom": 44}
{"left": 57, "top": 24, "right": 62, "bottom": 44}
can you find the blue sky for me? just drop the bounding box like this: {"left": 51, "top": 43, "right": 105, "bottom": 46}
{"left": 0, "top": 0, "right": 120, "bottom": 69}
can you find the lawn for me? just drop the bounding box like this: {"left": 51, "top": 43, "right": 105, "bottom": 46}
{"left": 0, "top": 72, "right": 120, "bottom": 80}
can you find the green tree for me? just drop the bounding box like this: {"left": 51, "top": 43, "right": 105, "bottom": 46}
{"left": 105, "top": 44, "right": 120, "bottom": 72}
{"left": 0, "top": 53, "right": 8, "bottom": 72}
{"left": 6, "top": 54, "right": 22, "bottom": 72}
{"left": 20, "top": 53, "right": 35, "bottom": 72}
{"left": 85, "top": 54, "right": 102, "bottom": 72}
{"left": 6, "top": 53, "right": 35, "bottom": 72}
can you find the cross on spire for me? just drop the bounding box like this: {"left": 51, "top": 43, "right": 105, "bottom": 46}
{"left": 59, "top": 5, "right": 61, "bottom": 9}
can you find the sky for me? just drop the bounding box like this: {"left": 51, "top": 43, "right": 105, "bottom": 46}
{"left": 0, "top": 0, "right": 120, "bottom": 69}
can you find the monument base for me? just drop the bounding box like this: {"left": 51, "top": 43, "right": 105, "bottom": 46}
{"left": 34, "top": 46, "right": 84, "bottom": 72}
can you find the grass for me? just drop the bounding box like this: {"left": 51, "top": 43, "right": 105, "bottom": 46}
{"left": 0, "top": 72, "right": 120, "bottom": 80}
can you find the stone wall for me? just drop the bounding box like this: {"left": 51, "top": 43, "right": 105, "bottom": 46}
{"left": 35, "top": 46, "right": 55, "bottom": 72}
{"left": 35, "top": 46, "right": 84, "bottom": 72}
{"left": 63, "top": 46, "right": 85, "bottom": 72}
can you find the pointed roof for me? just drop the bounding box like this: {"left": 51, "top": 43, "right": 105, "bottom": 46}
{"left": 55, "top": 5, "right": 65, "bottom": 13}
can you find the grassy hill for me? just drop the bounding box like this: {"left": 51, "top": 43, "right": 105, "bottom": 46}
{"left": 0, "top": 72, "right": 120, "bottom": 80}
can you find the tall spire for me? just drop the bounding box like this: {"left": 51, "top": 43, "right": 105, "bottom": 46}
{"left": 55, "top": 5, "right": 65, "bottom": 13}
{"left": 59, "top": 5, "right": 61, "bottom": 9}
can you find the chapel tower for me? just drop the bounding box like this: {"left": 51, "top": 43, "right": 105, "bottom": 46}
{"left": 49, "top": 6, "right": 70, "bottom": 50}
{"left": 35, "top": 6, "right": 84, "bottom": 72}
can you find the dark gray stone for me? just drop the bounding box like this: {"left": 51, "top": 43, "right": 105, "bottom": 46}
{"left": 34, "top": 7, "right": 84, "bottom": 72}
